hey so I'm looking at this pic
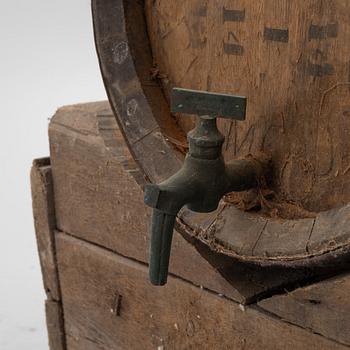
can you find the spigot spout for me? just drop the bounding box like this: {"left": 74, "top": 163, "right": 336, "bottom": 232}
{"left": 144, "top": 163, "right": 199, "bottom": 286}
{"left": 149, "top": 209, "right": 176, "bottom": 285}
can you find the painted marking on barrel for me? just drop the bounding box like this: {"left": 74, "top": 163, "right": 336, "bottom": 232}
{"left": 223, "top": 7, "right": 245, "bottom": 22}
{"left": 312, "top": 48, "right": 327, "bottom": 61}
{"left": 189, "top": 5, "right": 207, "bottom": 49}
{"left": 224, "top": 42, "right": 244, "bottom": 55}
{"left": 308, "top": 23, "right": 338, "bottom": 40}
{"left": 228, "top": 31, "right": 240, "bottom": 43}
{"left": 264, "top": 27, "right": 289, "bottom": 43}
{"left": 224, "top": 31, "right": 244, "bottom": 56}
{"left": 307, "top": 61, "right": 334, "bottom": 77}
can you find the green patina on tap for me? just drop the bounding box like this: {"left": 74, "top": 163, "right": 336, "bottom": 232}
{"left": 144, "top": 88, "right": 269, "bottom": 286}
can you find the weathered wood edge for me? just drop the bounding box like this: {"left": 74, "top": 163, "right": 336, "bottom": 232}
{"left": 92, "top": 0, "right": 350, "bottom": 266}
{"left": 177, "top": 205, "right": 350, "bottom": 267}
{"left": 31, "top": 158, "right": 67, "bottom": 350}
{"left": 257, "top": 273, "right": 350, "bottom": 346}
{"left": 92, "top": 0, "right": 184, "bottom": 183}
{"left": 46, "top": 300, "right": 66, "bottom": 350}
{"left": 31, "top": 158, "right": 60, "bottom": 300}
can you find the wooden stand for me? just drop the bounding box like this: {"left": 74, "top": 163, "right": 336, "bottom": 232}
{"left": 31, "top": 102, "right": 350, "bottom": 349}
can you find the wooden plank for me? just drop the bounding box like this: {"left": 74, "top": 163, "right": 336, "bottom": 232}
{"left": 308, "top": 204, "right": 350, "bottom": 254}
{"left": 213, "top": 206, "right": 267, "bottom": 256}
{"left": 31, "top": 158, "right": 67, "bottom": 349}
{"left": 258, "top": 273, "right": 350, "bottom": 346}
{"left": 49, "top": 103, "right": 149, "bottom": 263}
{"left": 180, "top": 198, "right": 350, "bottom": 264}
{"left": 253, "top": 218, "right": 315, "bottom": 257}
{"left": 56, "top": 232, "right": 348, "bottom": 350}
{"left": 46, "top": 300, "right": 66, "bottom": 350}
{"left": 30, "top": 158, "right": 60, "bottom": 301}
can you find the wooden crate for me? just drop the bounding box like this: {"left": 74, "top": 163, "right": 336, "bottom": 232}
{"left": 31, "top": 102, "right": 350, "bottom": 349}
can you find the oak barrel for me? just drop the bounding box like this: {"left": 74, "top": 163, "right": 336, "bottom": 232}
{"left": 92, "top": 0, "right": 350, "bottom": 266}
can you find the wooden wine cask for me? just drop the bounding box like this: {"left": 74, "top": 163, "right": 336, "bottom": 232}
{"left": 92, "top": 1, "right": 350, "bottom": 266}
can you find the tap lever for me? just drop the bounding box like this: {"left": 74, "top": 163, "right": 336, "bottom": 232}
{"left": 171, "top": 87, "right": 246, "bottom": 120}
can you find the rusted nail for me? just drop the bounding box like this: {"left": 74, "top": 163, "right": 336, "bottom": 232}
{"left": 112, "top": 292, "right": 123, "bottom": 317}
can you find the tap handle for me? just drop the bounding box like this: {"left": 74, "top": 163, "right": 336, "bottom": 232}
{"left": 149, "top": 209, "right": 176, "bottom": 286}
{"left": 171, "top": 87, "right": 246, "bottom": 120}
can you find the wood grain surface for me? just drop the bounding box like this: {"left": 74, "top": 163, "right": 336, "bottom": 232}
{"left": 56, "top": 232, "right": 349, "bottom": 350}
{"left": 145, "top": 0, "right": 350, "bottom": 212}
{"left": 258, "top": 273, "right": 350, "bottom": 346}
{"left": 45, "top": 300, "right": 66, "bottom": 350}
{"left": 31, "top": 158, "right": 60, "bottom": 301}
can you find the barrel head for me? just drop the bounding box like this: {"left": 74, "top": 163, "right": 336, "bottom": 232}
{"left": 171, "top": 88, "right": 246, "bottom": 120}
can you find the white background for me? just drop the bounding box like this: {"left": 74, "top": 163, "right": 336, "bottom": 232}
{"left": 0, "top": 1, "right": 106, "bottom": 348}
